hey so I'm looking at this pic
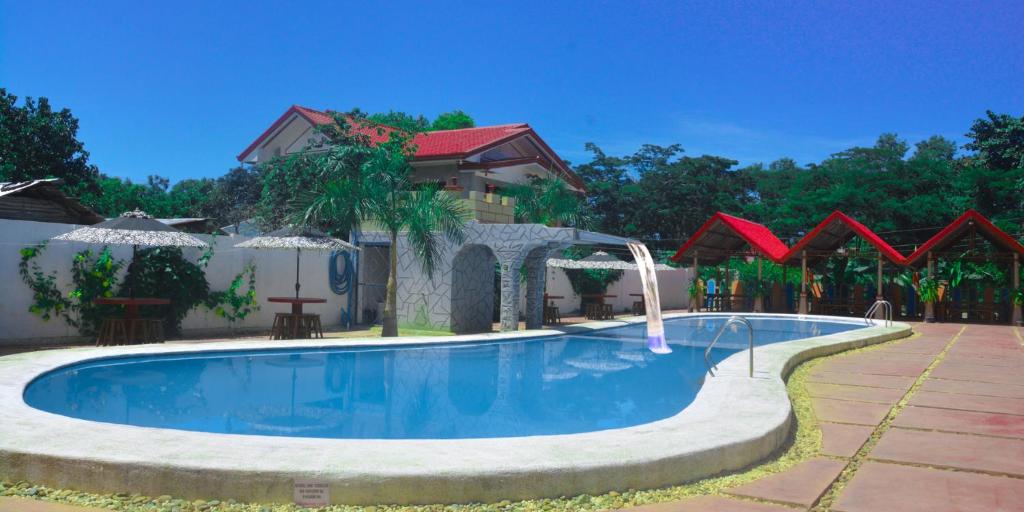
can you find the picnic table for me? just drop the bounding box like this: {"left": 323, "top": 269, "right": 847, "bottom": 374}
{"left": 267, "top": 297, "right": 327, "bottom": 339}
{"left": 94, "top": 297, "right": 170, "bottom": 345}
{"left": 582, "top": 294, "right": 617, "bottom": 320}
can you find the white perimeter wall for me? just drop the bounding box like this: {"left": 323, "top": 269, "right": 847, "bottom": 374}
{"left": 0, "top": 219, "right": 348, "bottom": 344}
{"left": 529, "top": 266, "right": 693, "bottom": 315}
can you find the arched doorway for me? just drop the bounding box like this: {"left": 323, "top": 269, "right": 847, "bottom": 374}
{"left": 451, "top": 244, "right": 498, "bottom": 334}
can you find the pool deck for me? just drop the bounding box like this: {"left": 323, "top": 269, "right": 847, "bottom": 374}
{"left": 632, "top": 323, "right": 1024, "bottom": 512}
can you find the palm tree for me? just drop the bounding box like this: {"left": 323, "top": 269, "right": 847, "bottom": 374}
{"left": 506, "top": 175, "right": 591, "bottom": 228}
{"left": 293, "top": 116, "right": 468, "bottom": 337}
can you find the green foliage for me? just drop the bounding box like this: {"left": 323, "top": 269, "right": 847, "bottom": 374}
{"left": 206, "top": 261, "right": 260, "bottom": 330}
{"left": 368, "top": 110, "right": 430, "bottom": 133}
{"left": 68, "top": 247, "right": 125, "bottom": 336}
{"left": 559, "top": 247, "right": 624, "bottom": 297}
{"left": 0, "top": 89, "right": 100, "bottom": 195}
{"left": 430, "top": 110, "right": 475, "bottom": 130}
{"left": 120, "top": 247, "right": 212, "bottom": 336}
{"left": 17, "top": 243, "right": 70, "bottom": 321}
{"left": 1013, "top": 287, "right": 1024, "bottom": 306}
{"left": 965, "top": 110, "right": 1024, "bottom": 171}
{"left": 917, "top": 276, "right": 940, "bottom": 303}
{"left": 688, "top": 279, "right": 705, "bottom": 299}
{"left": 17, "top": 244, "right": 125, "bottom": 336}
{"left": 506, "top": 175, "right": 591, "bottom": 227}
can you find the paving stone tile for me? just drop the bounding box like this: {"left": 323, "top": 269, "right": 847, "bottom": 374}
{"left": 0, "top": 497, "right": 106, "bottom": 512}
{"left": 728, "top": 457, "right": 846, "bottom": 507}
{"left": 812, "top": 397, "right": 892, "bottom": 426}
{"left": 833, "top": 461, "right": 1024, "bottom": 512}
{"left": 894, "top": 405, "right": 1024, "bottom": 438}
{"left": 820, "top": 422, "right": 875, "bottom": 457}
{"left": 910, "top": 390, "right": 1024, "bottom": 416}
{"left": 805, "top": 371, "right": 915, "bottom": 390}
{"left": 920, "top": 378, "right": 1024, "bottom": 399}
{"left": 816, "top": 359, "right": 929, "bottom": 377}
{"left": 930, "top": 361, "right": 1023, "bottom": 385}
{"left": 871, "top": 428, "right": 1024, "bottom": 476}
{"left": 804, "top": 382, "right": 904, "bottom": 404}
{"left": 626, "top": 495, "right": 796, "bottom": 511}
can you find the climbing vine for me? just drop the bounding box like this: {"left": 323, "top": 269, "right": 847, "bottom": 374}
{"left": 18, "top": 243, "right": 70, "bottom": 321}
{"left": 206, "top": 261, "right": 260, "bottom": 335}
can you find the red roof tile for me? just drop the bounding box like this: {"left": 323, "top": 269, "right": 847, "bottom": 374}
{"left": 783, "top": 211, "right": 906, "bottom": 264}
{"left": 670, "top": 212, "right": 790, "bottom": 264}
{"left": 904, "top": 209, "right": 1024, "bottom": 267}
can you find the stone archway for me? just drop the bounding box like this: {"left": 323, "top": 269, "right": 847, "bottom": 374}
{"left": 450, "top": 244, "right": 498, "bottom": 334}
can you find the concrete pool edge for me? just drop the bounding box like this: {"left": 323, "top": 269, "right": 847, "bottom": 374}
{"left": 0, "top": 313, "right": 911, "bottom": 505}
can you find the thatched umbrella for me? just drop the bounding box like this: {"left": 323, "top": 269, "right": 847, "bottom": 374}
{"left": 234, "top": 226, "right": 357, "bottom": 298}
{"left": 53, "top": 209, "right": 208, "bottom": 296}
{"left": 546, "top": 251, "right": 675, "bottom": 271}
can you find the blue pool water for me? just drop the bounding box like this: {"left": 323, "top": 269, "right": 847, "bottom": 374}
{"left": 24, "top": 316, "right": 862, "bottom": 439}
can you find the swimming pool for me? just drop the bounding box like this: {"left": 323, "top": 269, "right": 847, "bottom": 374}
{"left": 1, "top": 313, "right": 910, "bottom": 505}
{"left": 24, "top": 316, "right": 861, "bottom": 439}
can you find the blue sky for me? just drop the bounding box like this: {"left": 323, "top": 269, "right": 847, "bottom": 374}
{"left": 2, "top": 0, "right": 1021, "bottom": 183}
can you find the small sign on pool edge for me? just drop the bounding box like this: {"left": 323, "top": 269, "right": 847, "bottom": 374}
{"left": 293, "top": 479, "right": 330, "bottom": 507}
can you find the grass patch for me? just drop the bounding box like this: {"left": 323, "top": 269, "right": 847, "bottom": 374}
{"left": 0, "top": 331, "right": 916, "bottom": 512}
{"left": 328, "top": 325, "right": 455, "bottom": 338}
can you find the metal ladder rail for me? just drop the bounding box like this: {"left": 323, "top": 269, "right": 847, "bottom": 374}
{"left": 864, "top": 300, "right": 893, "bottom": 327}
{"left": 704, "top": 315, "right": 755, "bottom": 378}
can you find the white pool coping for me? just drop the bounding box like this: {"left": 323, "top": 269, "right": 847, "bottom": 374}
{"left": 0, "top": 313, "right": 911, "bottom": 505}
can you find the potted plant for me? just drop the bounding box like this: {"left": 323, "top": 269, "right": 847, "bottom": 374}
{"left": 917, "top": 276, "right": 940, "bottom": 323}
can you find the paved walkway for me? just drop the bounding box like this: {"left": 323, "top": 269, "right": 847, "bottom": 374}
{"left": 634, "top": 323, "right": 1024, "bottom": 511}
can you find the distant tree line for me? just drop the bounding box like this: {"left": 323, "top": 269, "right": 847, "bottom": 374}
{"left": 2, "top": 87, "right": 1021, "bottom": 252}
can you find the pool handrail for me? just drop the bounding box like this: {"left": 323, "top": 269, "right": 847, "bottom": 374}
{"left": 864, "top": 300, "right": 893, "bottom": 327}
{"left": 704, "top": 315, "right": 755, "bottom": 378}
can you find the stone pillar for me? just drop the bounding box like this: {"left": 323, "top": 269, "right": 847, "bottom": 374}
{"left": 1014, "top": 253, "right": 1022, "bottom": 326}
{"left": 497, "top": 250, "right": 525, "bottom": 331}
{"left": 753, "top": 256, "right": 764, "bottom": 312}
{"left": 524, "top": 248, "right": 549, "bottom": 330}
{"left": 799, "top": 250, "right": 808, "bottom": 315}
{"left": 925, "top": 251, "right": 936, "bottom": 323}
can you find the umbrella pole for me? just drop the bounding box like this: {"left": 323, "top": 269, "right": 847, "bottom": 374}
{"left": 130, "top": 245, "right": 138, "bottom": 299}
{"left": 295, "top": 248, "right": 301, "bottom": 298}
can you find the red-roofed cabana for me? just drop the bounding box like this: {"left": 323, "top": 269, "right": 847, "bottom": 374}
{"left": 671, "top": 212, "right": 790, "bottom": 312}
{"left": 782, "top": 211, "right": 907, "bottom": 315}
{"left": 905, "top": 210, "right": 1024, "bottom": 324}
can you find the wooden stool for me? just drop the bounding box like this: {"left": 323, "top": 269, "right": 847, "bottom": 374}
{"left": 96, "top": 318, "right": 129, "bottom": 346}
{"left": 602, "top": 303, "right": 614, "bottom": 319}
{"left": 585, "top": 303, "right": 600, "bottom": 320}
{"left": 544, "top": 305, "right": 561, "bottom": 324}
{"left": 270, "top": 312, "right": 293, "bottom": 340}
{"left": 302, "top": 314, "right": 324, "bottom": 339}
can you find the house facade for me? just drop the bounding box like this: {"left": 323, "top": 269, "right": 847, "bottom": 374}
{"left": 237, "top": 105, "right": 585, "bottom": 225}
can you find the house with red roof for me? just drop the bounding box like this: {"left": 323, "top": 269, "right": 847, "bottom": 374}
{"left": 238, "top": 105, "right": 584, "bottom": 224}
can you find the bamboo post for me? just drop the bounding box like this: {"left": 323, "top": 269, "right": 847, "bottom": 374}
{"left": 799, "top": 250, "right": 808, "bottom": 315}
{"left": 753, "top": 256, "right": 764, "bottom": 312}
{"left": 692, "top": 254, "right": 701, "bottom": 312}
{"left": 925, "top": 251, "right": 936, "bottom": 323}
{"left": 875, "top": 255, "right": 885, "bottom": 319}
{"left": 1014, "top": 253, "right": 1021, "bottom": 326}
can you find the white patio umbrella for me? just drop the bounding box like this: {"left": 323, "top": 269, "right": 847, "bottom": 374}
{"left": 52, "top": 209, "right": 209, "bottom": 296}
{"left": 546, "top": 250, "right": 676, "bottom": 271}
{"left": 234, "top": 226, "right": 358, "bottom": 298}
